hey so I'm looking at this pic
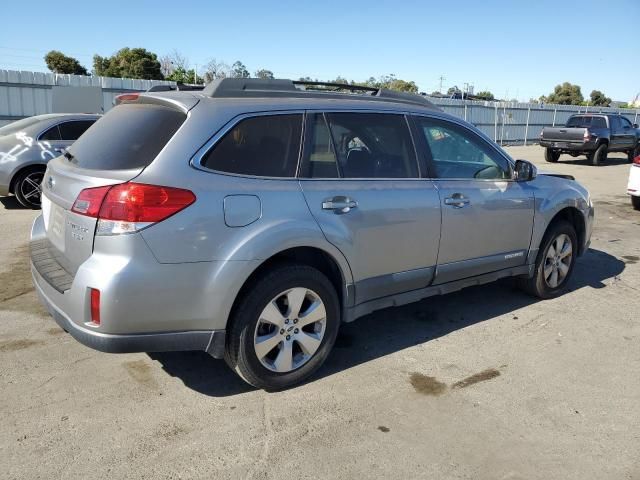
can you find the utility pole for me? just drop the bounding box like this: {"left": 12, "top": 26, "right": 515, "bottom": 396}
{"left": 438, "top": 75, "right": 445, "bottom": 94}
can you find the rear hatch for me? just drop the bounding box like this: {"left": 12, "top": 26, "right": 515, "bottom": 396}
{"left": 38, "top": 100, "right": 189, "bottom": 282}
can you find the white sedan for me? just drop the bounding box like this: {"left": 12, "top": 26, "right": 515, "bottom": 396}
{"left": 629, "top": 155, "right": 640, "bottom": 210}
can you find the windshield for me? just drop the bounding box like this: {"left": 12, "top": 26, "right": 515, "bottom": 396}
{"left": 0, "top": 117, "right": 43, "bottom": 137}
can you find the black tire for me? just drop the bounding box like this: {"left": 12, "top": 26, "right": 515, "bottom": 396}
{"left": 632, "top": 196, "right": 640, "bottom": 211}
{"left": 519, "top": 221, "right": 578, "bottom": 299}
{"left": 592, "top": 143, "right": 608, "bottom": 166}
{"left": 225, "top": 264, "right": 340, "bottom": 390}
{"left": 628, "top": 144, "right": 640, "bottom": 163}
{"left": 544, "top": 148, "right": 560, "bottom": 163}
{"left": 13, "top": 167, "right": 45, "bottom": 209}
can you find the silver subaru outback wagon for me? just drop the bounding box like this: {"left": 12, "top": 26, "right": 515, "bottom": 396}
{"left": 30, "top": 79, "right": 594, "bottom": 390}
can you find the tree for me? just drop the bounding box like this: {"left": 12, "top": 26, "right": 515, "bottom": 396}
{"left": 475, "top": 90, "right": 495, "bottom": 101}
{"left": 589, "top": 90, "right": 611, "bottom": 107}
{"left": 545, "top": 82, "right": 584, "bottom": 105}
{"left": 447, "top": 86, "right": 460, "bottom": 95}
{"left": 93, "top": 48, "right": 163, "bottom": 80}
{"left": 254, "top": 69, "right": 274, "bottom": 79}
{"left": 231, "top": 61, "right": 250, "bottom": 78}
{"left": 159, "top": 50, "right": 189, "bottom": 78}
{"left": 202, "top": 59, "right": 231, "bottom": 83}
{"left": 165, "top": 67, "right": 198, "bottom": 84}
{"left": 44, "top": 50, "right": 88, "bottom": 75}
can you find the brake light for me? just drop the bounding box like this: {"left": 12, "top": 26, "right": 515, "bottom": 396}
{"left": 583, "top": 129, "right": 590, "bottom": 141}
{"left": 115, "top": 93, "right": 139, "bottom": 103}
{"left": 634, "top": 155, "right": 640, "bottom": 165}
{"left": 90, "top": 288, "right": 100, "bottom": 325}
{"left": 72, "top": 183, "right": 195, "bottom": 235}
{"left": 71, "top": 185, "right": 111, "bottom": 217}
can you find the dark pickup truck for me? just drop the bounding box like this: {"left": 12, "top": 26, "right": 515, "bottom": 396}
{"left": 540, "top": 114, "right": 640, "bottom": 166}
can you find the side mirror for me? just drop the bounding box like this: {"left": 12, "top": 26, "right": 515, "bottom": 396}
{"left": 514, "top": 159, "right": 537, "bottom": 182}
{"left": 634, "top": 123, "right": 639, "bottom": 129}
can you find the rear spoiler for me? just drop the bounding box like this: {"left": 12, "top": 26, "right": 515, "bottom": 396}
{"left": 114, "top": 92, "right": 200, "bottom": 113}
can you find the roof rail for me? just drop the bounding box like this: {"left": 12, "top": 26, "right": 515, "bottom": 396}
{"left": 201, "top": 78, "right": 439, "bottom": 109}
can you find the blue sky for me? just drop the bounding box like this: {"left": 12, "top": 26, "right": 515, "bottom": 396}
{"left": 1, "top": 0, "right": 638, "bottom": 102}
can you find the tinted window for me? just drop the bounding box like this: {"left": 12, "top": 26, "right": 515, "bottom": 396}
{"left": 300, "top": 113, "right": 339, "bottom": 178}
{"left": 416, "top": 117, "right": 510, "bottom": 180}
{"left": 67, "top": 104, "right": 185, "bottom": 170}
{"left": 39, "top": 125, "right": 61, "bottom": 141}
{"left": 566, "top": 116, "right": 607, "bottom": 128}
{"left": 201, "top": 114, "right": 302, "bottom": 177}
{"left": 620, "top": 117, "right": 632, "bottom": 128}
{"left": 609, "top": 116, "right": 620, "bottom": 131}
{"left": 322, "top": 113, "right": 418, "bottom": 178}
{"left": 58, "top": 120, "right": 95, "bottom": 140}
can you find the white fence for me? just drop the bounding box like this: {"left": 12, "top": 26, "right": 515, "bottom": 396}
{"left": 428, "top": 97, "right": 640, "bottom": 146}
{"left": 0, "top": 70, "right": 174, "bottom": 127}
{"left": 2, "top": 69, "right": 639, "bottom": 146}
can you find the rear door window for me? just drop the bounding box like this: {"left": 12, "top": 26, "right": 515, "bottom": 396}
{"left": 58, "top": 120, "right": 96, "bottom": 141}
{"left": 66, "top": 104, "right": 186, "bottom": 170}
{"left": 304, "top": 112, "right": 418, "bottom": 179}
{"left": 39, "top": 125, "right": 61, "bottom": 141}
{"left": 201, "top": 114, "right": 303, "bottom": 177}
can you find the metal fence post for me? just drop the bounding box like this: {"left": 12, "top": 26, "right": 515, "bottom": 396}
{"left": 524, "top": 107, "right": 531, "bottom": 146}
{"left": 552, "top": 108, "right": 557, "bottom": 126}
{"left": 494, "top": 103, "right": 498, "bottom": 142}
{"left": 464, "top": 102, "right": 468, "bottom": 121}
{"left": 635, "top": 111, "right": 638, "bottom": 124}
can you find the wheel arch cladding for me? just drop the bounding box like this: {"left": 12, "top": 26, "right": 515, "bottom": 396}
{"left": 228, "top": 246, "right": 350, "bottom": 329}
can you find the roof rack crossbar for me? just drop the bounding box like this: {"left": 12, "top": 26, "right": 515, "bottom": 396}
{"left": 292, "top": 80, "right": 379, "bottom": 94}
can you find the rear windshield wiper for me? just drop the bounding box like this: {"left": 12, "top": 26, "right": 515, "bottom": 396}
{"left": 63, "top": 150, "right": 75, "bottom": 162}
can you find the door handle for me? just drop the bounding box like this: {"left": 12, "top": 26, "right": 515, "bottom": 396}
{"left": 322, "top": 196, "right": 358, "bottom": 214}
{"left": 444, "top": 194, "right": 470, "bottom": 208}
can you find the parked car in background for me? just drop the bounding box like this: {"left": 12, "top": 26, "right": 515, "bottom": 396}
{"left": 540, "top": 114, "right": 640, "bottom": 166}
{"left": 31, "top": 79, "right": 594, "bottom": 390}
{"left": 628, "top": 154, "right": 640, "bottom": 210}
{"left": 0, "top": 113, "right": 100, "bottom": 208}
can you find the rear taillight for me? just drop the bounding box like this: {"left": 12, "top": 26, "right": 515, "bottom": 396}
{"left": 72, "top": 182, "right": 195, "bottom": 235}
{"left": 90, "top": 288, "right": 100, "bottom": 325}
{"left": 583, "top": 129, "right": 590, "bottom": 141}
{"left": 71, "top": 185, "right": 111, "bottom": 217}
{"left": 634, "top": 155, "right": 640, "bottom": 165}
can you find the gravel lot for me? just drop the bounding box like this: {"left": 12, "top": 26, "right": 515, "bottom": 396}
{"left": 1, "top": 146, "right": 639, "bottom": 480}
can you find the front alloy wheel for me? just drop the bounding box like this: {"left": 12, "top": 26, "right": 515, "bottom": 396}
{"left": 518, "top": 220, "right": 577, "bottom": 299}
{"left": 543, "top": 234, "right": 573, "bottom": 288}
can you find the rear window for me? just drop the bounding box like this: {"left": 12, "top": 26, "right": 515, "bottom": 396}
{"left": 66, "top": 104, "right": 186, "bottom": 170}
{"left": 566, "top": 116, "right": 606, "bottom": 128}
{"left": 201, "top": 114, "right": 303, "bottom": 177}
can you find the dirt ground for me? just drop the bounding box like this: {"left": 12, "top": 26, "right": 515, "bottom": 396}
{"left": 1, "top": 146, "right": 639, "bottom": 480}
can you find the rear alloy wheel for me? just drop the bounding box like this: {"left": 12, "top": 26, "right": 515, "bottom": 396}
{"left": 14, "top": 169, "right": 45, "bottom": 208}
{"left": 544, "top": 148, "right": 560, "bottom": 163}
{"left": 225, "top": 264, "right": 340, "bottom": 390}
{"left": 592, "top": 143, "right": 607, "bottom": 166}
{"left": 519, "top": 221, "right": 577, "bottom": 299}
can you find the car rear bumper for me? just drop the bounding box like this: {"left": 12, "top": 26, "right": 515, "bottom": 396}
{"left": 29, "top": 214, "right": 231, "bottom": 358}
{"left": 628, "top": 164, "right": 640, "bottom": 196}
{"left": 33, "top": 271, "right": 225, "bottom": 356}
{"left": 539, "top": 140, "right": 597, "bottom": 151}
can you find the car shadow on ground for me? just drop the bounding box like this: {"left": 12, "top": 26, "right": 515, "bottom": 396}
{"left": 0, "top": 196, "right": 25, "bottom": 210}
{"left": 149, "top": 248, "right": 624, "bottom": 397}
{"left": 556, "top": 154, "right": 630, "bottom": 167}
